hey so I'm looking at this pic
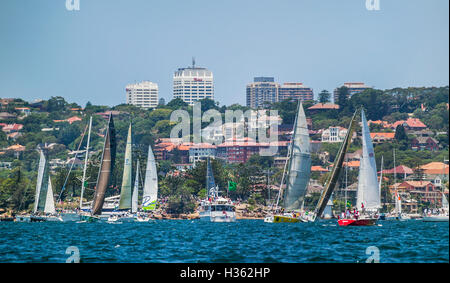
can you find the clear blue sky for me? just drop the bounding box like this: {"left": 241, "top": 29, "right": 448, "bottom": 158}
{"left": 0, "top": 0, "right": 448, "bottom": 107}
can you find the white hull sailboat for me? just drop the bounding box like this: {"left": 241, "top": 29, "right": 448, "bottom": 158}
{"left": 16, "top": 150, "right": 63, "bottom": 222}
{"left": 423, "top": 193, "right": 449, "bottom": 222}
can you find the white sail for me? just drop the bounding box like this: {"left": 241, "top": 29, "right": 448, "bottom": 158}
{"left": 44, "top": 176, "right": 56, "bottom": 214}
{"left": 356, "top": 109, "right": 380, "bottom": 211}
{"left": 283, "top": 102, "right": 311, "bottom": 210}
{"left": 379, "top": 156, "right": 383, "bottom": 204}
{"left": 142, "top": 145, "right": 158, "bottom": 211}
{"left": 119, "top": 124, "right": 133, "bottom": 210}
{"left": 131, "top": 160, "right": 140, "bottom": 213}
{"left": 395, "top": 192, "right": 402, "bottom": 215}
{"left": 323, "top": 194, "right": 333, "bottom": 218}
{"left": 33, "top": 150, "right": 46, "bottom": 213}
{"left": 442, "top": 193, "right": 449, "bottom": 210}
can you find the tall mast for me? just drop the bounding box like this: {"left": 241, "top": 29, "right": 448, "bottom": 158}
{"left": 80, "top": 116, "right": 92, "bottom": 209}
{"left": 345, "top": 155, "right": 348, "bottom": 211}
{"left": 394, "top": 148, "right": 397, "bottom": 213}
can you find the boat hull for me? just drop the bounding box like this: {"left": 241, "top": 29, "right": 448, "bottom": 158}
{"left": 338, "top": 218, "right": 377, "bottom": 226}
{"left": 80, "top": 215, "right": 101, "bottom": 223}
{"left": 422, "top": 215, "right": 449, "bottom": 222}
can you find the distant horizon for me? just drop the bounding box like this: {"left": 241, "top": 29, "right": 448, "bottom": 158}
{"left": 0, "top": 0, "right": 448, "bottom": 107}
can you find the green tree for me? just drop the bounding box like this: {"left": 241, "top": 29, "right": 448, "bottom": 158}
{"left": 318, "top": 90, "right": 331, "bottom": 104}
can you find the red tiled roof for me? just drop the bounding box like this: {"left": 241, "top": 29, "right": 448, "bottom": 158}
{"left": 370, "top": 132, "right": 395, "bottom": 139}
{"left": 308, "top": 103, "right": 339, "bottom": 110}
{"left": 382, "top": 165, "right": 414, "bottom": 174}
{"left": 66, "top": 116, "right": 82, "bottom": 124}
{"left": 311, "top": 166, "right": 329, "bottom": 172}
{"left": 405, "top": 118, "right": 427, "bottom": 128}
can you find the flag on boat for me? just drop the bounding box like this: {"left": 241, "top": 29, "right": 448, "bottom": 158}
{"left": 228, "top": 181, "right": 237, "bottom": 191}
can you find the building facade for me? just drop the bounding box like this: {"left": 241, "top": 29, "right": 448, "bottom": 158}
{"left": 246, "top": 78, "right": 314, "bottom": 108}
{"left": 126, "top": 81, "right": 159, "bottom": 109}
{"left": 246, "top": 77, "right": 279, "bottom": 109}
{"left": 173, "top": 62, "right": 214, "bottom": 106}
{"left": 278, "top": 83, "right": 313, "bottom": 102}
{"left": 333, "top": 82, "right": 371, "bottom": 103}
{"left": 321, "top": 126, "right": 348, "bottom": 143}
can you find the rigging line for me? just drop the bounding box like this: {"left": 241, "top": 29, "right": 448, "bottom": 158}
{"left": 57, "top": 123, "right": 89, "bottom": 202}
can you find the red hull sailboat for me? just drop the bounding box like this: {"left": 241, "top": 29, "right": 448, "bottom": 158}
{"left": 338, "top": 218, "right": 377, "bottom": 226}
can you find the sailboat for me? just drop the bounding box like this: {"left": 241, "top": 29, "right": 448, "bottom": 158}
{"left": 133, "top": 160, "right": 150, "bottom": 222}
{"left": 264, "top": 101, "right": 311, "bottom": 223}
{"left": 134, "top": 145, "right": 159, "bottom": 222}
{"left": 338, "top": 109, "right": 380, "bottom": 226}
{"left": 25, "top": 150, "right": 62, "bottom": 222}
{"left": 384, "top": 149, "right": 410, "bottom": 221}
{"left": 142, "top": 144, "right": 158, "bottom": 212}
{"left": 59, "top": 117, "right": 93, "bottom": 222}
{"left": 313, "top": 109, "right": 359, "bottom": 222}
{"left": 108, "top": 124, "right": 135, "bottom": 223}
{"left": 422, "top": 193, "right": 449, "bottom": 222}
{"left": 198, "top": 158, "right": 236, "bottom": 222}
{"left": 80, "top": 114, "right": 116, "bottom": 222}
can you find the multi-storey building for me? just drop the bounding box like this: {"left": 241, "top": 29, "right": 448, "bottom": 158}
{"left": 173, "top": 61, "right": 214, "bottom": 105}
{"left": 278, "top": 83, "right": 313, "bottom": 102}
{"left": 246, "top": 77, "right": 279, "bottom": 109}
{"left": 246, "top": 78, "right": 314, "bottom": 108}
{"left": 126, "top": 81, "right": 159, "bottom": 109}
{"left": 333, "top": 82, "right": 371, "bottom": 103}
{"left": 321, "top": 126, "right": 348, "bottom": 143}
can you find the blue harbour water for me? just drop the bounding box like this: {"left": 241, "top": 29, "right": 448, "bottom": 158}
{"left": 0, "top": 220, "right": 448, "bottom": 263}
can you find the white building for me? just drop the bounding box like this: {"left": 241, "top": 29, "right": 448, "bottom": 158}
{"left": 126, "top": 81, "right": 159, "bottom": 109}
{"left": 173, "top": 60, "right": 214, "bottom": 105}
{"left": 189, "top": 143, "right": 217, "bottom": 164}
{"left": 321, "top": 126, "right": 348, "bottom": 143}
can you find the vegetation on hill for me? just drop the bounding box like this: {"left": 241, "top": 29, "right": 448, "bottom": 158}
{"left": 0, "top": 86, "right": 448, "bottom": 213}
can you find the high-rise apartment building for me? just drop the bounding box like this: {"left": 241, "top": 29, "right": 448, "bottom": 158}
{"left": 246, "top": 77, "right": 279, "bottom": 109}
{"left": 278, "top": 83, "right": 314, "bottom": 102}
{"left": 126, "top": 81, "right": 159, "bottom": 109}
{"left": 173, "top": 60, "right": 214, "bottom": 105}
{"left": 333, "top": 82, "right": 371, "bottom": 103}
{"left": 246, "top": 78, "right": 313, "bottom": 108}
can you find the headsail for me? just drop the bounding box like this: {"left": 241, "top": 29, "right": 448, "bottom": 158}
{"left": 91, "top": 114, "right": 116, "bottom": 216}
{"left": 283, "top": 102, "right": 311, "bottom": 210}
{"left": 442, "top": 193, "right": 448, "bottom": 210}
{"left": 119, "top": 124, "right": 133, "bottom": 210}
{"left": 44, "top": 176, "right": 56, "bottom": 214}
{"left": 131, "top": 160, "right": 140, "bottom": 213}
{"left": 142, "top": 145, "right": 158, "bottom": 211}
{"left": 356, "top": 109, "right": 380, "bottom": 211}
{"left": 314, "top": 109, "right": 359, "bottom": 220}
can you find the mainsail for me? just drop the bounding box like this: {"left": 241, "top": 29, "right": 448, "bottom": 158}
{"left": 119, "top": 124, "right": 133, "bottom": 210}
{"left": 91, "top": 114, "right": 116, "bottom": 216}
{"left": 356, "top": 109, "right": 380, "bottom": 211}
{"left": 314, "top": 109, "right": 359, "bottom": 220}
{"left": 44, "top": 176, "right": 56, "bottom": 214}
{"left": 33, "top": 150, "right": 47, "bottom": 213}
{"left": 395, "top": 191, "right": 402, "bottom": 215}
{"left": 142, "top": 145, "right": 158, "bottom": 211}
{"left": 131, "top": 160, "right": 140, "bottom": 213}
{"left": 283, "top": 102, "right": 311, "bottom": 210}
{"left": 206, "top": 158, "right": 217, "bottom": 200}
